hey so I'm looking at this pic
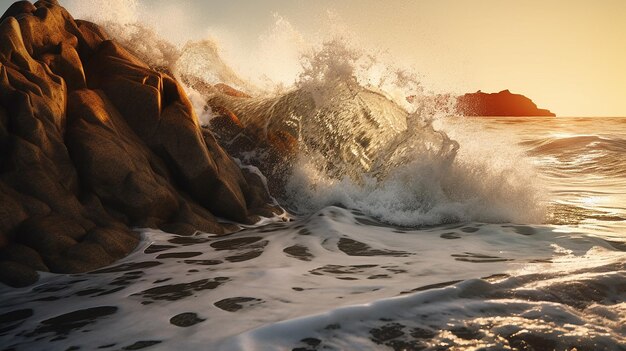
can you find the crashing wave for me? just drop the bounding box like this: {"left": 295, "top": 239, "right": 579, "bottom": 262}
{"left": 65, "top": 4, "right": 545, "bottom": 226}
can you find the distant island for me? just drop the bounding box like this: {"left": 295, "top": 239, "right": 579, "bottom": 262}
{"left": 456, "top": 90, "right": 556, "bottom": 117}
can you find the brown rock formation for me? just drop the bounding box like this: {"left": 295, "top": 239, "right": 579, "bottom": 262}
{"left": 207, "top": 104, "right": 298, "bottom": 197}
{"left": 0, "top": 0, "right": 278, "bottom": 287}
{"left": 176, "top": 76, "right": 298, "bottom": 196}
{"left": 456, "top": 90, "right": 556, "bottom": 117}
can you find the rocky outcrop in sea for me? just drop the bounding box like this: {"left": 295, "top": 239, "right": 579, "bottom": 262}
{"left": 0, "top": 0, "right": 278, "bottom": 287}
{"left": 456, "top": 89, "right": 556, "bottom": 116}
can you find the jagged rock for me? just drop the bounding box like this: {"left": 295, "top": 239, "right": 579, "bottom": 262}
{"left": 205, "top": 105, "right": 298, "bottom": 196}
{"left": 0, "top": 261, "right": 39, "bottom": 287}
{"left": 83, "top": 228, "right": 139, "bottom": 259}
{"left": 0, "top": 243, "right": 48, "bottom": 272}
{"left": 0, "top": 0, "right": 279, "bottom": 287}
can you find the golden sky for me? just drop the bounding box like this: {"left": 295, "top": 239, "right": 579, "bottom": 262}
{"left": 332, "top": 0, "right": 626, "bottom": 117}
{"left": 4, "top": 0, "right": 625, "bottom": 116}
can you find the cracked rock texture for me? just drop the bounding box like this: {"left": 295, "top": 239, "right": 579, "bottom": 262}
{"left": 0, "top": 0, "right": 277, "bottom": 287}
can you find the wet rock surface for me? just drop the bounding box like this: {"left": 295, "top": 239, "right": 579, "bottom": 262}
{"left": 169, "top": 312, "right": 205, "bottom": 327}
{"left": 132, "top": 277, "right": 230, "bottom": 303}
{"left": 214, "top": 297, "right": 264, "bottom": 312}
{"left": 26, "top": 306, "right": 118, "bottom": 338}
{"left": 0, "top": 0, "right": 278, "bottom": 287}
{"left": 337, "top": 237, "right": 411, "bottom": 257}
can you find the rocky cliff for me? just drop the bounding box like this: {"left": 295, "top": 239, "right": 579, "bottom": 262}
{"left": 0, "top": 0, "right": 278, "bottom": 287}
{"left": 456, "top": 90, "right": 556, "bottom": 117}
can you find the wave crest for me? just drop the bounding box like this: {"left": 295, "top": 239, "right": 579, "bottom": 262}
{"left": 65, "top": 4, "right": 546, "bottom": 226}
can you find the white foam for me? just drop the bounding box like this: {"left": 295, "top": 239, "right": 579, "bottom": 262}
{"left": 62, "top": 0, "right": 547, "bottom": 227}
{"left": 13, "top": 5, "right": 622, "bottom": 350}
{"left": 1, "top": 208, "right": 623, "bottom": 350}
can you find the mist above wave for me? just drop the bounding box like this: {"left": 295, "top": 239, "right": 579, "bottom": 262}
{"left": 66, "top": 0, "right": 546, "bottom": 226}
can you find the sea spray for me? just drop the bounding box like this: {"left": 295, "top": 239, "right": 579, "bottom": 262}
{"left": 1, "top": 3, "right": 623, "bottom": 351}
{"left": 220, "top": 40, "right": 546, "bottom": 225}
{"left": 65, "top": 1, "right": 546, "bottom": 225}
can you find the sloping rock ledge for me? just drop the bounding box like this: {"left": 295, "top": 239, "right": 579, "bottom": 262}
{"left": 0, "top": 0, "right": 279, "bottom": 287}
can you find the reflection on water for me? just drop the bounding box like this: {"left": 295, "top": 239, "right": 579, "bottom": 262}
{"left": 443, "top": 117, "right": 626, "bottom": 240}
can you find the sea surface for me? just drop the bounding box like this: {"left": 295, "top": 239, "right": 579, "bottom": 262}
{"left": 1, "top": 117, "right": 625, "bottom": 351}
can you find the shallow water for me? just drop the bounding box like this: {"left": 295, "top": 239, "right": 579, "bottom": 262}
{"left": 1, "top": 117, "right": 625, "bottom": 351}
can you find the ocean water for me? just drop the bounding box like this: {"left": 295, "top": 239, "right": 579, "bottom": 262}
{"left": 1, "top": 117, "right": 624, "bottom": 351}
{"left": 2, "top": 2, "right": 626, "bottom": 349}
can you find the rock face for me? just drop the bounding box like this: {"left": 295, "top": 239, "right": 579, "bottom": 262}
{"left": 178, "top": 77, "right": 298, "bottom": 197}
{"left": 0, "top": 0, "right": 277, "bottom": 287}
{"left": 456, "top": 90, "right": 556, "bottom": 117}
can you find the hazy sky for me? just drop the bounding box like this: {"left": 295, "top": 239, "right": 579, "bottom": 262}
{"left": 1, "top": 0, "right": 625, "bottom": 116}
